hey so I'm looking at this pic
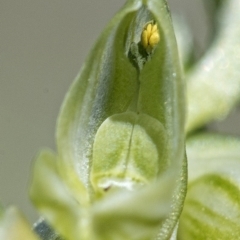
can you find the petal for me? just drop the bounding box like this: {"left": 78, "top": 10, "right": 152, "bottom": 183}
{"left": 56, "top": 0, "right": 141, "bottom": 197}
{"left": 90, "top": 112, "right": 167, "bottom": 194}
{"left": 186, "top": 0, "right": 240, "bottom": 133}
{"left": 179, "top": 174, "right": 240, "bottom": 240}
{"left": 186, "top": 133, "right": 240, "bottom": 182}
{"left": 0, "top": 207, "right": 39, "bottom": 240}
{"left": 92, "top": 169, "right": 182, "bottom": 240}
{"left": 29, "top": 150, "right": 86, "bottom": 240}
{"left": 179, "top": 133, "right": 240, "bottom": 239}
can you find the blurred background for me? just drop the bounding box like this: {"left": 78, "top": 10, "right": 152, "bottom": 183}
{"left": 0, "top": 0, "right": 239, "bottom": 223}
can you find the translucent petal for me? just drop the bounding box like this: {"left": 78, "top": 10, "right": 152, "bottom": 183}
{"left": 179, "top": 134, "right": 240, "bottom": 239}
{"left": 29, "top": 150, "right": 88, "bottom": 240}
{"left": 186, "top": 0, "right": 240, "bottom": 132}
{"left": 0, "top": 207, "right": 39, "bottom": 240}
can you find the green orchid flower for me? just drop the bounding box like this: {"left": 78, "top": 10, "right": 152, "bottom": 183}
{"left": 29, "top": 0, "right": 187, "bottom": 240}
{"left": 2, "top": 0, "right": 240, "bottom": 239}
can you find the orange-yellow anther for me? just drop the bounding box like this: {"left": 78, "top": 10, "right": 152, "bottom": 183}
{"left": 141, "top": 21, "right": 160, "bottom": 53}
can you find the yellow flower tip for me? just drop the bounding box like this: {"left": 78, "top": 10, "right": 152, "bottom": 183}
{"left": 149, "top": 32, "right": 160, "bottom": 47}
{"left": 141, "top": 29, "right": 149, "bottom": 49}
{"left": 146, "top": 23, "right": 152, "bottom": 34}
{"left": 141, "top": 21, "right": 160, "bottom": 53}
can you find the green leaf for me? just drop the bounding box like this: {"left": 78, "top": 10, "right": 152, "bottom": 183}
{"left": 178, "top": 133, "right": 240, "bottom": 239}
{"left": 186, "top": 0, "right": 240, "bottom": 133}
{"left": 0, "top": 207, "right": 39, "bottom": 240}
{"left": 29, "top": 150, "right": 88, "bottom": 240}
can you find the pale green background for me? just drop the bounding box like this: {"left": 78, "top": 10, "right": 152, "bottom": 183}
{"left": 1, "top": 0, "right": 239, "bottom": 223}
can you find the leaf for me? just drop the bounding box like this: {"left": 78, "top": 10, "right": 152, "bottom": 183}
{"left": 186, "top": 0, "right": 240, "bottom": 133}
{"left": 178, "top": 133, "right": 240, "bottom": 239}
{"left": 29, "top": 150, "right": 87, "bottom": 240}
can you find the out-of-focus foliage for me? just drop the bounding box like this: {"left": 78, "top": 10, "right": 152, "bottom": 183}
{"left": 186, "top": 0, "right": 240, "bottom": 133}
{"left": 178, "top": 134, "right": 240, "bottom": 240}
{"left": 0, "top": 206, "right": 39, "bottom": 240}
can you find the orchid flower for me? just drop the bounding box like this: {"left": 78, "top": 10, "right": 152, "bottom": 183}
{"left": 1, "top": 0, "right": 240, "bottom": 239}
